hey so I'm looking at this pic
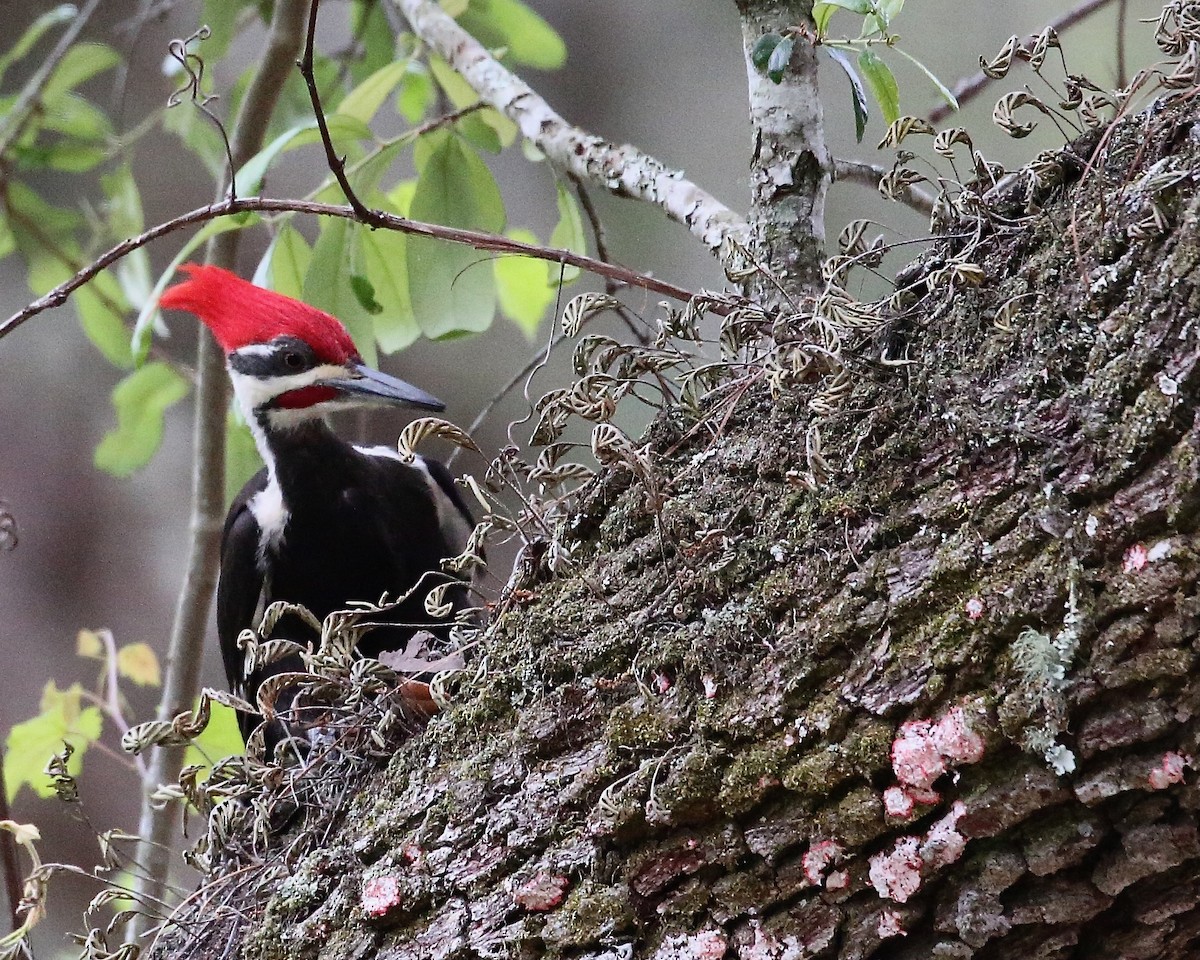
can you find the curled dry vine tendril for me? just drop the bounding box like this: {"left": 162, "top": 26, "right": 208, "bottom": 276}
{"left": 166, "top": 26, "right": 238, "bottom": 200}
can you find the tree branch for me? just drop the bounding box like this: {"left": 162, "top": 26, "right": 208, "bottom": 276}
{"left": 0, "top": 196, "right": 726, "bottom": 341}
{"left": 927, "top": 0, "right": 1121, "bottom": 124}
{"left": 390, "top": 0, "right": 749, "bottom": 256}
{"left": 833, "top": 157, "right": 936, "bottom": 218}
{"left": 737, "top": 2, "right": 831, "bottom": 307}
{"left": 130, "top": 0, "right": 311, "bottom": 941}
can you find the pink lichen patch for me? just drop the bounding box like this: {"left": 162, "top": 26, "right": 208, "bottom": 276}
{"left": 891, "top": 720, "right": 945, "bottom": 790}
{"left": 1123, "top": 543, "right": 1149, "bottom": 573}
{"left": 965, "top": 596, "right": 985, "bottom": 620}
{"left": 400, "top": 842, "right": 422, "bottom": 864}
{"left": 932, "top": 706, "right": 985, "bottom": 765}
{"left": 514, "top": 873, "right": 569, "bottom": 912}
{"left": 883, "top": 786, "right": 915, "bottom": 819}
{"left": 1148, "top": 751, "right": 1191, "bottom": 790}
{"left": 921, "top": 800, "right": 968, "bottom": 869}
{"left": 702, "top": 675, "right": 718, "bottom": 698}
{"left": 802, "top": 839, "right": 844, "bottom": 885}
{"left": 905, "top": 785, "right": 941, "bottom": 805}
{"left": 361, "top": 875, "right": 403, "bottom": 919}
{"left": 655, "top": 930, "right": 727, "bottom": 960}
{"left": 869, "top": 836, "right": 922, "bottom": 903}
{"left": 825, "top": 869, "right": 849, "bottom": 891}
{"left": 877, "top": 909, "right": 906, "bottom": 939}
{"left": 653, "top": 672, "right": 672, "bottom": 694}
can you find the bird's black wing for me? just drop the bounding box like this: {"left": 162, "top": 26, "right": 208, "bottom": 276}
{"left": 421, "top": 455, "right": 475, "bottom": 539}
{"left": 216, "top": 467, "right": 269, "bottom": 726}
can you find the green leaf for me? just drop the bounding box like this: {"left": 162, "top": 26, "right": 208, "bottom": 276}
{"left": 456, "top": 113, "right": 503, "bottom": 154}
{"left": 361, "top": 225, "right": 419, "bottom": 353}
{"left": 0, "top": 5, "right": 76, "bottom": 88}
{"left": 825, "top": 47, "right": 869, "bottom": 143}
{"left": 40, "top": 91, "right": 113, "bottom": 141}
{"left": 260, "top": 224, "right": 312, "bottom": 301}
{"left": 237, "top": 114, "right": 373, "bottom": 196}
{"left": 350, "top": 275, "right": 383, "bottom": 314}
{"left": 814, "top": 0, "right": 874, "bottom": 33}
{"left": 15, "top": 140, "right": 107, "bottom": 173}
{"left": 199, "top": 0, "right": 258, "bottom": 60}
{"left": 43, "top": 42, "right": 120, "bottom": 102}
{"left": 549, "top": 182, "right": 585, "bottom": 283}
{"left": 350, "top": 0, "right": 396, "bottom": 84}
{"left": 893, "top": 46, "right": 958, "bottom": 111}
{"left": 338, "top": 58, "right": 411, "bottom": 124}
{"left": 77, "top": 272, "right": 133, "bottom": 369}
{"left": 183, "top": 701, "right": 244, "bottom": 770}
{"left": 94, "top": 363, "right": 190, "bottom": 478}
{"left": 102, "top": 166, "right": 153, "bottom": 314}
{"left": 225, "top": 407, "right": 262, "bottom": 506}
{"left": 496, "top": 227, "right": 555, "bottom": 337}
{"left": 858, "top": 49, "right": 900, "bottom": 127}
{"left": 457, "top": 0, "right": 567, "bottom": 70}
{"left": 766, "top": 36, "right": 794, "bottom": 84}
{"left": 4, "top": 681, "right": 103, "bottom": 802}
{"left": 389, "top": 179, "right": 418, "bottom": 216}
{"left": 407, "top": 131, "right": 503, "bottom": 338}
{"left": 303, "top": 217, "right": 377, "bottom": 366}
{"left": 428, "top": 56, "right": 518, "bottom": 147}
{"left": 396, "top": 67, "right": 435, "bottom": 124}
{"left": 751, "top": 34, "right": 783, "bottom": 72}
{"left": 877, "top": 0, "right": 906, "bottom": 26}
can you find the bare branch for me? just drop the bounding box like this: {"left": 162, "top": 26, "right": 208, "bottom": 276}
{"left": 927, "top": 0, "right": 1121, "bottom": 124}
{"left": 0, "top": 196, "right": 726, "bottom": 341}
{"left": 390, "top": 0, "right": 749, "bottom": 256}
{"left": 833, "top": 157, "right": 936, "bottom": 218}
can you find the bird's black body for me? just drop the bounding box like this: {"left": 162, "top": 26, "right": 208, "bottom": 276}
{"left": 218, "top": 420, "right": 473, "bottom": 744}
{"left": 158, "top": 264, "right": 476, "bottom": 750}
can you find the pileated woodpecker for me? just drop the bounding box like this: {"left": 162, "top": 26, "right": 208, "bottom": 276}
{"left": 160, "top": 264, "right": 474, "bottom": 747}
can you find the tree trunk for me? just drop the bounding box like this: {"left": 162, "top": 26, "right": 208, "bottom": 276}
{"left": 157, "top": 88, "right": 1200, "bottom": 950}
{"left": 150, "top": 78, "right": 1200, "bottom": 960}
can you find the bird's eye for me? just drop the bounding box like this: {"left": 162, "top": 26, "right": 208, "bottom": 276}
{"left": 283, "top": 351, "right": 304, "bottom": 370}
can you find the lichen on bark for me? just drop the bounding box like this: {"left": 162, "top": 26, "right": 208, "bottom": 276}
{"left": 148, "top": 92, "right": 1200, "bottom": 960}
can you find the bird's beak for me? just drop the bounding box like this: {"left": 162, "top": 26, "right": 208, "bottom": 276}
{"left": 324, "top": 361, "right": 445, "bottom": 411}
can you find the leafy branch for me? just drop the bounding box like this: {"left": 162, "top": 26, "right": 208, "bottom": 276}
{"left": 390, "top": 0, "right": 749, "bottom": 255}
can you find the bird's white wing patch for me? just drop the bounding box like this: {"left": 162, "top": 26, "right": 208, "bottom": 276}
{"left": 249, "top": 479, "right": 289, "bottom": 558}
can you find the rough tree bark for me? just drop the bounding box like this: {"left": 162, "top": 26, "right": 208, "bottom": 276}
{"left": 135, "top": 0, "right": 1200, "bottom": 951}
{"left": 148, "top": 86, "right": 1200, "bottom": 958}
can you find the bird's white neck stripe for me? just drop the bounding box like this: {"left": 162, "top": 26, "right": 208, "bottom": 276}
{"left": 237, "top": 393, "right": 289, "bottom": 560}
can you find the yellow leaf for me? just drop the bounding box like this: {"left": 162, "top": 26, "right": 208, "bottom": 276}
{"left": 116, "top": 643, "right": 160, "bottom": 687}
{"left": 76, "top": 629, "right": 103, "bottom": 659}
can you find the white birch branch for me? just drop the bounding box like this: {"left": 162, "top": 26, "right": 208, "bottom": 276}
{"left": 391, "top": 0, "right": 750, "bottom": 256}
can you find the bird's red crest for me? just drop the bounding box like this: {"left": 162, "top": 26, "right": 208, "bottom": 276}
{"left": 159, "top": 263, "right": 359, "bottom": 364}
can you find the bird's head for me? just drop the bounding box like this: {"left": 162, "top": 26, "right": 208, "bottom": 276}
{"left": 159, "top": 264, "right": 443, "bottom": 424}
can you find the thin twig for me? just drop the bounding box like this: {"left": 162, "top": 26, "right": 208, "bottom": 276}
{"left": 927, "top": 0, "right": 1121, "bottom": 124}
{"left": 832, "top": 158, "right": 936, "bottom": 218}
{"left": 300, "top": 0, "right": 376, "bottom": 224}
{"left": 0, "top": 765, "right": 23, "bottom": 936}
{"left": 1116, "top": 0, "right": 1128, "bottom": 90}
{"left": 0, "top": 197, "right": 723, "bottom": 341}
